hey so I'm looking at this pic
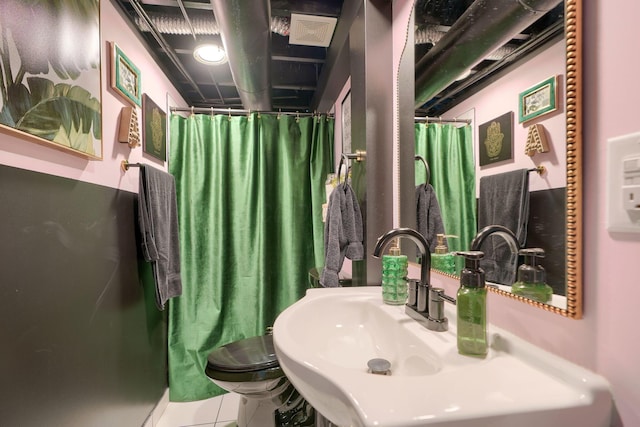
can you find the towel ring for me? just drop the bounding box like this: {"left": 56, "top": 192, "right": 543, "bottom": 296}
{"left": 415, "top": 155, "right": 431, "bottom": 185}
{"left": 337, "top": 153, "right": 350, "bottom": 185}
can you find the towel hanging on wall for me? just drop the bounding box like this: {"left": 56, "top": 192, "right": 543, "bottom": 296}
{"left": 320, "top": 182, "right": 364, "bottom": 287}
{"left": 138, "top": 165, "right": 183, "bottom": 310}
{"left": 478, "top": 168, "right": 530, "bottom": 285}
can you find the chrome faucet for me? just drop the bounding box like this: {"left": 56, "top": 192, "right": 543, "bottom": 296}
{"left": 470, "top": 225, "right": 521, "bottom": 285}
{"left": 470, "top": 225, "right": 520, "bottom": 253}
{"left": 373, "top": 227, "right": 455, "bottom": 332}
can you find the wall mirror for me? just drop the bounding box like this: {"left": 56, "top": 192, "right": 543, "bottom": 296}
{"left": 400, "top": 0, "right": 582, "bottom": 318}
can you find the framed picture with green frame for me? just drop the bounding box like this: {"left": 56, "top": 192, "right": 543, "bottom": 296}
{"left": 518, "top": 75, "right": 558, "bottom": 124}
{"left": 110, "top": 42, "right": 142, "bottom": 108}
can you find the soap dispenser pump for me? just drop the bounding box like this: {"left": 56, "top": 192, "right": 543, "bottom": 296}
{"left": 455, "top": 251, "right": 488, "bottom": 357}
{"left": 511, "top": 248, "right": 553, "bottom": 304}
{"left": 381, "top": 240, "right": 408, "bottom": 305}
{"left": 431, "top": 234, "right": 458, "bottom": 275}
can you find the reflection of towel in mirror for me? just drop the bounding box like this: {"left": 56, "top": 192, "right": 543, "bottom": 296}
{"left": 138, "top": 165, "right": 183, "bottom": 310}
{"left": 415, "top": 183, "right": 446, "bottom": 253}
{"left": 478, "top": 169, "right": 530, "bottom": 285}
{"left": 320, "top": 183, "right": 364, "bottom": 287}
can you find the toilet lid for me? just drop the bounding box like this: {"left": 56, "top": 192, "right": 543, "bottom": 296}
{"left": 206, "top": 334, "right": 279, "bottom": 373}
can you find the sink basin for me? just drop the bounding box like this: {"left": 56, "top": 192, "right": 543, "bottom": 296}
{"left": 273, "top": 287, "right": 612, "bottom": 427}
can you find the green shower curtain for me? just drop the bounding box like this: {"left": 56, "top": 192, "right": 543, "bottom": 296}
{"left": 167, "top": 113, "right": 334, "bottom": 401}
{"left": 415, "top": 123, "right": 476, "bottom": 263}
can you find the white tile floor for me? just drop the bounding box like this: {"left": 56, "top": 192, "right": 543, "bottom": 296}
{"left": 156, "top": 392, "right": 240, "bottom": 427}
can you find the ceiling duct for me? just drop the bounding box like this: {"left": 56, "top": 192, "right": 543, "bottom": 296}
{"left": 415, "top": 0, "right": 563, "bottom": 108}
{"left": 210, "top": 0, "right": 272, "bottom": 110}
{"left": 134, "top": 13, "right": 290, "bottom": 36}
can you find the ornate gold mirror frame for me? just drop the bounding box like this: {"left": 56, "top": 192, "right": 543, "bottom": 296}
{"left": 485, "top": 0, "right": 582, "bottom": 318}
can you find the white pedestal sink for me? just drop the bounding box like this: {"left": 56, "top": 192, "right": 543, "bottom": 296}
{"left": 273, "top": 287, "right": 612, "bottom": 427}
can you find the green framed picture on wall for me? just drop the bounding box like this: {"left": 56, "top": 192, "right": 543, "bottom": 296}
{"left": 110, "top": 42, "right": 142, "bottom": 107}
{"left": 518, "top": 75, "right": 558, "bottom": 123}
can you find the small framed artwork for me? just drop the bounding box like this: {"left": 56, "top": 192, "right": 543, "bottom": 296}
{"left": 518, "top": 75, "right": 558, "bottom": 123}
{"left": 110, "top": 42, "right": 142, "bottom": 107}
{"left": 478, "top": 112, "right": 513, "bottom": 166}
{"left": 142, "top": 94, "right": 167, "bottom": 161}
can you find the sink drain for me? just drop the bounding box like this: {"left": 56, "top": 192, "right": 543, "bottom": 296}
{"left": 367, "top": 358, "right": 391, "bottom": 375}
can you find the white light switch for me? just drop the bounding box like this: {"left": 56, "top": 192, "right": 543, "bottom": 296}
{"left": 623, "top": 156, "right": 640, "bottom": 211}
{"left": 607, "top": 132, "right": 640, "bottom": 233}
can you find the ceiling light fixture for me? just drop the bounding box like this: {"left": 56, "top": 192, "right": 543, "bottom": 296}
{"left": 193, "top": 44, "right": 227, "bottom": 65}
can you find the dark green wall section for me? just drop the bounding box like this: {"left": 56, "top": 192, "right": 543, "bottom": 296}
{"left": 526, "top": 187, "right": 567, "bottom": 295}
{"left": 474, "top": 187, "right": 566, "bottom": 294}
{"left": 0, "top": 165, "right": 167, "bottom": 426}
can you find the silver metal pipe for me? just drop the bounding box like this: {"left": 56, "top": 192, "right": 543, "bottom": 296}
{"left": 210, "top": 0, "right": 272, "bottom": 111}
{"left": 415, "top": 0, "right": 563, "bottom": 108}
{"left": 170, "top": 106, "right": 331, "bottom": 118}
{"left": 414, "top": 117, "right": 471, "bottom": 124}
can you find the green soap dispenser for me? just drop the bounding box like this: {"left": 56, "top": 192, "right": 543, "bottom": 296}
{"left": 381, "top": 240, "right": 408, "bottom": 305}
{"left": 455, "top": 251, "right": 488, "bottom": 357}
{"left": 511, "top": 248, "right": 553, "bottom": 304}
{"left": 431, "top": 234, "right": 458, "bottom": 275}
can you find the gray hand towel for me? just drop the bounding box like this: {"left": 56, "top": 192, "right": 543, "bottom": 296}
{"left": 320, "top": 183, "right": 364, "bottom": 287}
{"left": 415, "top": 183, "right": 446, "bottom": 253}
{"left": 138, "top": 165, "right": 183, "bottom": 310}
{"left": 478, "top": 169, "right": 530, "bottom": 285}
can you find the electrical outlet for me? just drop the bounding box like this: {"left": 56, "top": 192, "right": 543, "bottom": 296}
{"left": 607, "top": 132, "right": 640, "bottom": 233}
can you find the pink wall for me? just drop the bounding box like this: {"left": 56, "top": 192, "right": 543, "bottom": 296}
{"left": 409, "top": 1, "right": 640, "bottom": 424}
{"left": 0, "top": 1, "right": 187, "bottom": 192}
{"left": 444, "top": 40, "right": 567, "bottom": 193}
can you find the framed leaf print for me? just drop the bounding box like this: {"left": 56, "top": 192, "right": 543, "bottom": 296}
{"left": 0, "top": 0, "right": 102, "bottom": 159}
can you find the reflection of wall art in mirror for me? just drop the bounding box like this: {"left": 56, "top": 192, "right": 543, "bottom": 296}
{"left": 479, "top": 112, "right": 513, "bottom": 166}
{"left": 142, "top": 94, "right": 167, "bottom": 162}
{"left": 341, "top": 90, "right": 352, "bottom": 154}
{"left": 0, "top": 0, "right": 102, "bottom": 160}
{"left": 518, "top": 75, "right": 558, "bottom": 123}
{"left": 111, "top": 42, "right": 142, "bottom": 108}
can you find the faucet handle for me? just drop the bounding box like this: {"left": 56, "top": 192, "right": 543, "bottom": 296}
{"left": 426, "top": 288, "right": 456, "bottom": 332}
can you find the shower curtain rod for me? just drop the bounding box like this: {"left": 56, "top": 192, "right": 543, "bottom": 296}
{"left": 414, "top": 116, "right": 471, "bottom": 124}
{"left": 170, "top": 106, "right": 333, "bottom": 118}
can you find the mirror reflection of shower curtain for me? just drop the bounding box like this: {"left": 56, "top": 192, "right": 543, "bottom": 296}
{"left": 415, "top": 123, "right": 476, "bottom": 272}
{"left": 167, "top": 113, "right": 333, "bottom": 401}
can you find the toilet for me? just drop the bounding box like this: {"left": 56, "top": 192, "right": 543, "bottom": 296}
{"left": 205, "top": 334, "right": 317, "bottom": 427}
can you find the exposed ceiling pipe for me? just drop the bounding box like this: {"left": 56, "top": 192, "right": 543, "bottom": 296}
{"left": 137, "top": 14, "right": 517, "bottom": 62}
{"left": 209, "top": 0, "right": 272, "bottom": 110}
{"left": 415, "top": 0, "right": 563, "bottom": 108}
{"left": 415, "top": 25, "right": 518, "bottom": 60}
{"left": 134, "top": 12, "right": 290, "bottom": 36}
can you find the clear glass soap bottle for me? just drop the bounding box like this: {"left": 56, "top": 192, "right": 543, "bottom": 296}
{"left": 455, "top": 251, "right": 487, "bottom": 357}
{"left": 431, "top": 234, "right": 457, "bottom": 275}
{"left": 381, "top": 241, "right": 408, "bottom": 305}
{"left": 511, "top": 248, "right": 553, "bottom": 304}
